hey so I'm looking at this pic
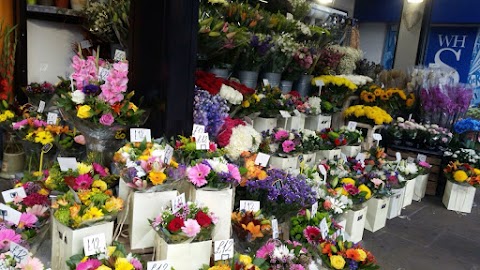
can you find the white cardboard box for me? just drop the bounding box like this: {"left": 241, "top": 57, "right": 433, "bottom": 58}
{"left": 154, "top": 235, "right": 212, "bottom": 270}
{"left": 413, "top": 174, "right": 429, "bottom": 201}
{"left": 315, "top": 149, "right": 341, "bottom": 162}
{"left": 129, "top": 190, "right": 178, "bottom": 250}
{"left": 343, "top": 204, "right": 368, "bottom": 243}
{"left": 269, "top": 155, "right": 298, "bottom": 170}
{"left": 387, "top": 187, "right": 405, "bottom": 219}
{"left": 51, "top": 218, "right": 114, "bottom": 270}
{"left": 365, "top": 197, "right": 390, "bottom": 233}
{"left": 299, "top": 152, "right": 317, "bottom": 168}
{"left": 402, "top": 177, "right": 417, "bottom": 207}
{"left": 442, "top": 180, "right": 476, "bottom": 214}
{"left": 304, "top": 114, "right": 332, "bottom": 131}
{"left": 277, "top": 115, "right": 305, "bottom": 131}
{"left": 339, "top": 145, "right": 362, "bottom": 157}
{"left": 190, "top": 188, "right": 234, "bottom": 241}
{"left": 253, "top": 117, "right": 277, "bottom": 133}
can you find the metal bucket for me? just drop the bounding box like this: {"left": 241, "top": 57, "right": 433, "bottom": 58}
{"left": 280, "top": 80, "right": 293, "bottom": 93}
{"left": 295, "top": 74, "right": 313, "bottom": 97}
{"left": 262, "top": 72, "right": 281, "bottom": 87}
{"left": 238, "top": 71, "right": 259, "bottom": 89}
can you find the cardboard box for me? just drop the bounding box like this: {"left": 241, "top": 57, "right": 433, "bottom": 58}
{"left": 304, "top": 114, "right": 332, "bottom": 131}
{"left": 343, "top": 205, "right": 368, "bottom": 243}
{"left": 154, "top": 235, "right": 212, "bottom": 270}
{"left": 269, "top": 155, "right": 299, "bottom": 170}
{"left": 387, "top": 187, "right": 405, "bottom": 219}
{"left": 413, "top": 174, "right": 429, "bottom": 201}
{"left": 402, "top": 177, "right": 416, "bottom": 207}
{"left": 277, "top": 115, "right": 305, "bottom": 131}
{"left": 442, "top": 180, "right": 476, "bottom": 214}
{"left": 365, "top": 197, "right": 390, "bottom": 233}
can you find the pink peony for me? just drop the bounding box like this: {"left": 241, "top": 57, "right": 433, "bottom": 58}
{"left": 370, "top": 178, "right": 384, "bottom": 188}
{"left": 227, "top": 164, "right": 241, "bottom": 183}
{"left": 99, "top": 113, "right": 115, "bottom": 126}
{"left": 19, "top": 213, "right": 38, "bottom": 228}
{"left": 256, "top": 241, "right": 275, "bottom": 259}
{"left": 187, "top": 164, "right": 211, "bottom": 187}
{"left": 17, "top": 256, "right": 44, "bottom": 270}
{"left": 181, "top": 219, "right": 201, "bottom": 238}
{"left": 0, "top": 229, "right": 21, "bottom": 250}
{"left": 76, "top": 259, "right": 102, "bottom": 270}
{"left": 92, "top": 163, "right": 108, "bottom": 177}
{"left": 282, "top": 140, "right": 296, "bottom": 153}
{"left": 274, "top": 129, "right": 289, "bottom": 141}
{"left": 73, "top": 174, "right": 93, "bottom": 190}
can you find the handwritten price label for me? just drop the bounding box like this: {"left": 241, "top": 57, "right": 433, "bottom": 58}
{"left": 114, "top": 49, "right": 126, "bottom": 61}
{"left": 163, "top": 145, "right": 174, "bottom": 164}
{"left": 57, "top": 157, "right": 78, "bottom": 172}
{"left": 130, "top": 128, "right": 152, "bottom": 143}
{"left": 37, "top": 101, "right": 46, "bottom": 113}
{"left": 147, "top": 261, "right": 170, "bottom": 270}
{"left": 347, "top": 121, "right": 357, "bottom": 131}
{"left": 171, "top": 193, "right": 186, "bottom": 214}
{"left": 254, "top": 152, "right": 270, "bottom": 167}
{"left": 214, "top": 239, "right": 234, "bottom": 261}
{"left": 271, "top": 219, "right": 279, "bottom": 239}
{"left": 279, "top": 110, "right": 291, "bottom": 118}
{"left": 98, "top": 67, "right": 110, "bottom": 81}
{"left": 239, "top": 200, "right": 260, "bottom": 212}
{"left": 311, "top": 202, "right": 318, "bottom": 217}
{"left": 2, "top": 187, "right": 27, "bottom": 204}
{"left": 372, "top": 133, "right": 382, "bottom": 141}
{"left": 195, "top": 133, "right": 210, "bottom": 150}
{"left": 320, "top": 218, "right": 329, "bottom": 240}
{"left": 263, "top": 79, "right": 269, "bottom": 86}
{"left": 47, "top": 112, "right": 58, "bottom": 125}
{"left": 417, "top": 154, "right": 427, "bottom": 162}
{"left": 0, "top": 204, "right": 21, "bottom": 225}
{"left": 192, "top": 124, "right": 205, "bottom": 136}
{"left": 10, "top": 242, "right": 29, "bottom": 264}
{"left": 83, "top": 233, "right": 107, "bottom": 256}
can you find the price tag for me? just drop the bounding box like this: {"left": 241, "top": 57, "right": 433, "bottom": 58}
{"left": 315, "top": 80, "right": 324, "bottom": 87}
{"left": 239, "top": 200, "right": 260, "bottom": 212}
{"left": 0, "top": 204, "right": 21, "bottom": 225}
{"left": 9, "top": 242, "right": 29, "bottom": 264}
{"left": 318, "top": 164, "right": 327, "bottom": 182}
{"left": 147, "top": 261, "right": 170, "bottom": 270}
{"left": 171, "top": 193, "right": 186, "bottom": 214}
{"left": 57, "top": 157, "right": 78, "bottom": 172}
{"left": 114, "top": 49, "right": 126, "bottom": 61}
{"left": 80, "top": 40, "right": 92, "bottom": 49}
{"left": 214, "top": 239, "right": 234, "bottom": 261}
{"left": 320, "top": 218, "right": 329, "bottom": 240}
{"left": 396, "top": 152, "right": 402, "bottom": 162}
{"left": 407, "top": 157, "right": 415, "bottom": 163}
{"left": 417, "top": 154, "right": 427, "bottom": 162}
{"left": 355, "top": 153, "right": 366, "bottom": 162}
{"left": 42, "top": 143, "right": 53, "bottom": 153}
{"left": 271, "top": 219, "right": 279, "bottom": 239}
{"left": 293, "top": 109, "right": 301, "bottom": 117}
{"left": 311, "top": 202, "right": 318, "bottom": 217}
{"left": 263, "top": 79, "right": 269, "bottom": 86}
{"left": 279, "top": 110, "right": 291, "bottom": 118}
{"left": 83, "top": 233, "right": 107, "bottom": 256}
{"left": 408, "top": 114, "right": 412, "bottom": 121}
{"left": 130, "top": 128, "right": 152, "bottom": 143}
{"left": 163, "top": 145, "right": 174, "bottom": 164}
{"left": 347, "top": 121, "right": 357, "bottom": 131}
{"left": 341, "top": 153, "right": 348, "bottom": 162}
{"left": 2, "top": 187, "right": 27, "bottom": 203}
{"left": 37, "top": 100, "right": 45, "bottom": 113}
{"left": 192, "top": 124, "right": 205, "bottom": 136}
{"left": 47, "top": 112, "right": 58, "bottom": 125}
{"left": 254, "top": 152, "right": 270, "bottom": 167}
{"left": 195, "top": 133, "right": 210, "bottom": 150}
{"left": 372, "top": 133, "right": 382, "bottom": 141}
{"left": 98, "top": 67, "right": 110, "bottom": 81}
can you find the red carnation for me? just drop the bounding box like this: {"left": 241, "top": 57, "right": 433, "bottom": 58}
{"left": 167, "top": 217, "right": 185, "bottom": 232}
{"left": 64, "top": 175, "right": 76, "bottom": 189}
{"left": 216, "top": 117, "right": 246, "bottom": 147}
{"left": 22, "top": 193, "right": 49, "bottom": 207}
{"left": 289, "top": 91, "right": 301, "bottom": 98}
{"left": 195, "top": 211, "right": 212, "bottom": 228}
{"left": 195, "top": 70, "right": 222, "bottom": 95}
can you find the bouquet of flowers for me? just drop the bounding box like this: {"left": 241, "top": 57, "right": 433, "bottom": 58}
{"left": 173, "top": 136, "right": 224, "bottom": 164}
{"left": 186, "top": 157, "right": 242, "bottom": 189}
{"left": 263, "top": 34, "right": 299, "bottom": 73}
{"left": 396, "top": 160, "right": 419, "bottom": 181}
{"left": 237, "top": 34, "right": 273, "bottom": 72}
{"left": 0, "top": 100, "right": 16, "bottom": 129}
{"left": 290, "top": 210, "right": 340, "bottom": 244}
{"left": 319, "top": 239, "right": 380, "bottom": 270}
{"left": 22, "top": 81, "right": 56, "bottom": 107}
{"left": 283, "top": 47, "right": 317, "bottom": 81}
{"left": 0, "top": 229, "right": 23, "bottom": 252}
{"left": 0, "top": 251, "right": 47, "bottom": 270}
{"left": 317, "top": 128, "right": 347, "bottom": 150}
{"left": 344, "top": 105, "right": 393, "bottom": 126}
{"left": 150, "top": 202, "right": 217, "bottom": 243}
{"left": 355, "top": 171, "right": 391, "bottom": 199}
{"left": 216, "top": 117, "right": 261, "bottom": 161}
{"left": 297, "top": 96, "right": 322, "bottom": 116}
{"left": 256, "top": 239, "right": 312, "bottom": 269}
{"left": 238, "top": 152, "right": 268, "bottom": 186}
{"left": 241, "top": 85, "right": 287, "bottom": 118}
{"left": 193, "top": 85, "right": 230, "bottom": 139}
{"left": 332, "top": 177, "right": 372, "bottom": 206}
{"left": 443, "top": 161, "right": 480, "bottom": 188}
{"left": 259, "top": 128, "right": 303, "bottom": 156}
{"left": 417, "top": 160, "right": 432, "bottom": 175}
{"left": 314, "top": 47, "right": 344, "bottom": 76}
{"left": 338, "top": 126, "right": 363, "bottom": 146}
{"left": 360, "top": 86, "right": 415, "bottom": 117}
{"left": 201, "top": 253, "right": 269, "bottom": 270}
{"left": 301, "top": 129, "right": 321, "bottom": 154}
{"left": 313, "top": 75, "right": 357, "bottom": 112}
{"left": 67, "top": 241, "right": 143, "bottom": 270}
{"left": 380, "top": 162, "right": 406, "bottom": 189}
{"left": 231, "top": 210, "right": 272, "bottom": 253}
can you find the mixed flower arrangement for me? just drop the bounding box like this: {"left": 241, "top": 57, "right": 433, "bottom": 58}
{"left": 318, "top": 239, "right": 379, "bottom": 270}
{"left": 173, "top": 136, "right": 224, "bottom": 164}
{"left": 216, "top": 117, "right": 261, "bottom": 161}
{"left": 443, "top": 161, "right": 480, "bottom": 188}
{"left": 231, "top": 210, "right": 272, "bottom": 253}
{"left": 289, "top": 210, "right": 339, "bottom": 244}
{"left": 255, "top": 239, "right": 312, "bottom": 269}
{"left": 332, "top": 177, "right": 372, "bottom": 206}
{"left": 338, "top": 127, "right": 363, "bottom": 146}
{"left": 317, "top": 128, "right": 348, "bottom": 150}
{"left": 0, "top": 251, "right": 47, "bottom": 270}
{"left": 186, "top": 157, "right": 242, "bottom": 189}
{"left": 313, "top": 75, "right": 357, "bottom": 111}
{"left": 259, "top": 128, "right": 303, "bottom": 156}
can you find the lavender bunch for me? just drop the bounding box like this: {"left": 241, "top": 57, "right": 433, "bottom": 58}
{"left": 193, "top": 87, "right": 229, "bottom": 138}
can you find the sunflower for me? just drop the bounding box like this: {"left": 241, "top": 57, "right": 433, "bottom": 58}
{"left": 406, "top": 93, "right": 415, "bottom": 107}
{"left": 386, "top": 89, "right": 394, "bottom": 97}
{"left": 373, "top": 88, "right": 383, "bottom": 96}
{"left": 380, "top": 93, "right": 389, "bottom": 101}
{"left": 364, "top": 92, "right": 376, "bottom": 103}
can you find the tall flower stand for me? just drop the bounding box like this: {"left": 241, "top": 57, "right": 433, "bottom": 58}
{"left": 387, "top": 187, "right": 405, "bottom": 219}
{"left": 339, "top": 145, "right": 362, "bottom": 157}
{"left": 154, "top": 235, "right": 212, "bottom": 270}
{"left": 253, "top": 117, "right": 278, "bottom": 133}
{"left": 315, "top": 149, "right": 341, "bottom": 163}
{"left": 277, "top": 114, "right": 305, "bottom": 130}
{"left": 402, "top": 177, "right": 417, "bottom": 207}
{"left": 442, "top": 181, "right": 476, "bottom": 213}
{"left": 299, "top": 152, "right": 316, "bottom": 167}
{"left": 365, "top": 197, "right": 390, "bottom": 233}
{"left": 51, "top": 218, "right": 114, "bottom": 270}
{"left": 304, "top": 114, "right": 332, "bottom": 131}
{"left": 129, "top": 191, "right": 179, "bottom": 250}
{"left": 269, "top": 155, "right": 299, "bottom": 170}
{"left": 413, "top": 174, "right": 429, "bottom": 201}
{"left": 342, "top": 204, "right": 368, "bottom": 243}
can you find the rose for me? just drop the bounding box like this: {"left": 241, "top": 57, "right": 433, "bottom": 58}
{"left": 330, "top": 255, "right": 346, "bottom": 270}
{"left": 99, "top": 113, "right": 115, "bottom": 126}
{"left": 77, "top": 105, "right": 93, "bottom": 119}
{"left": 195, "top": 211, "right": 212, "bottom": 228}
{"left": 167, "top": 217, "right": 184, "bottom": 232}
{"left": 71, "top": 90, "right": 86, "bottom": 104}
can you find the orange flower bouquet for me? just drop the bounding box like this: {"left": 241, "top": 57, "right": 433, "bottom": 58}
{"left": 231, "top": 210, "right": 271, "bottom": 253}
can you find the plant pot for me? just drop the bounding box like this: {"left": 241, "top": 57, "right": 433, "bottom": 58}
{"left": 154, "top": 235, "right": 212, "bottom": 270}
{"left": 442, "top": 181, "right": 476, "bottom": 213}
{"left": 295, "top": 74, "right": 313, "bottom": 97}
{"left": 238, "top": 70, "right": 259, "bottom": 89}
{"left": 365, "top": 197, "right": 390, "bottom": 233}
{"left": 210, "top": 68, "right": 230, "bottom": 79}
{"left": 70, "top": 0, "right": 87, "bottom": 11}
{"left": 262, "top": 72, "right": 281, "bottom": 87}
{"left": 55, "top": 0, "right": 69, "bottom": 8}
{"left": 277, "top": 114, "right": 305, "bottom": 130}
{"left": 387, "top": 187, "right": 405, "bottom": 219}
{"left": 280, "top": 80, "right": 293, "bottom": 93}
{"left": 38, "top": 0, "right": 54, "bottom": 5}
{"left": 1, "top": 151, "right": 25, "bottom": 174}
{"left": 253, "top": 117, "right": 277, "bottom": 133}
{"left": 413, "top": 174, "right": 429, "bottom": 201}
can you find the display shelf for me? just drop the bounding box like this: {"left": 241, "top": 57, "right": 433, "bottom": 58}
{"left": 26, "top": 5, "right": 84, "bottom": 24}
{"left": 386, "top": 144, "right": 443, "bottom": 157}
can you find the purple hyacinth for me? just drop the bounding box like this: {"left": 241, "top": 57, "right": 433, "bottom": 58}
{"left": 193, "top": 87, "right": 229, "bottom": 139}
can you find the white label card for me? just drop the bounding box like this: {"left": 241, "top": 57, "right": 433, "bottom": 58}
{"left": 315, "top": 80, "right": 324, "bottom": 87}
{"left": 37, "top": 100, "right": 45, "bottom": 113}
{"left": 293, "top": 109, "right": 301, "bottom": 117}
{"left": 0, "top": 204, "right": 21, "bottom": 225}
{"left": 355, "top": 153, "right": 366, "bottom": 162}
{"left": 311, "top": 202, "right": 318, "bottom": 217}
{"left": 114, "top": 49, "right": 126, "bottom": 61}
{"left": 163, "top": 145, "right": 174, "bottom": 164}
{"left": 396, "top": 152, "right": 402, "bottom": 162}
{"left": 417, "top": 154, "right": 427, "bottom": 162}
{"left": 318, "top": 164, "right": 327, "bottom": 176}
{"left": 147, "top": 261, "right": 170, "bottom": 270}
{"left": 130, "top": 128, "right": 152, "bottom": 143}
{"left": 408, "top": 114, "right": 412, "bottom": 121}
{"left": 320, "top": 218, "right": 329, "bottom": 240}
{"left": 171, "top": 193, "right": 186, "bottom": 214}
{"left": 98, "top": 67, "right": 110, "bottom": 81}
{"left": 279, "top": 110, "right": 291, "bottom": 118}
{"left": 47, "top": 112, "right": 58, "bottom": 125}
{"left": 195, "top": 133, "right": 210, "bottom": 150}
{"left": 192, "top": 124, "right": 205, "bottom": 136}
{"left": 254, "top": 152, "right": 270, "bottom": 167}
{"left": 83, "top": 233, "right": 107, "bottom": 256}
{"left": 214, "top": 239, "right": 234, "bottom": 261}
{"left": 271, "top": 219, "right": 279, "bottom": 239}
{"left": 407, "top": 157, "right": 415, "bottom": 163}
{"left": 57, "top": 157, "right": 78, "bottom": 172}
{"left": 80, "top": 40, "right": 92, "bottom": 49}
{"left": 9, "top": 242, "right": 29, "bottom": 264}
{"left": 239, "top": 200, "right": 260, "bottom": 212}
{"left": 2, "top": 187, "right": 27, "bottom": 203}
{"left": 263, "top": 79, "right": 269, "bottom": 86}
{"left": 372, "top": 133, "right": 382, "bottom": 141}
{"left": 347, "top": 121, "right": 357, "bottom": 131}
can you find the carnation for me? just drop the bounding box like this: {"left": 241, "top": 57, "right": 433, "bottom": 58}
{"left": 219, "top": 84, "right": 243, "bottom": 105}
{"left": 225, "top": 125, "right": 261, "bottom": 160}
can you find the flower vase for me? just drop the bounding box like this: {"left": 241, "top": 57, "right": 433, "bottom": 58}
{"left": 442, "top": 180, "right": 476, "bottom": 213}
{"left": 402, "top": 177, "right": 417, "bottom": 207}
{"left": 295, "top": 74, "right": 313, "bottom": 97}
{"left": 1, "top": 141, "right": 25, "bottom": 175}
{"left": 315, "top": 149, "right": 341, "bottom": 163}
{"left": 253, "top": 117, "right": 277, "bottom": 133}
{"left": 262, "top": 72, "right": 281, "bottom": 87}
{"left": 387, "top": 187, "right": 405, "bottom": 219}
{"left": 304, "top": 114, "right": 332, "bottom": 131}
{"left": 154, "top": 234, "right": 212, "bottom": 270}
{"left": 238, "top": 70, "right": 259, "bottom": 89}
{"left": 342, "top": 204, "right": 368, "bottom": 243}
{"left": 365, "top": 197, "right": 390, "bottom": 233}
{"left": 280, "top": 80, "right": 293, "bottom": 93}
{"left": 413, "top": 174, "right": 429, "bottom": 201}
{"left": 268, "top": 155, "right": 298, "bottom": 170}
{"left": 209, "top": 68, "right": 230, "bottom": 79}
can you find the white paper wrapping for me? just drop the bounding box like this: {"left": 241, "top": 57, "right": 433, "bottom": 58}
{"left": 51, "top": 219, "right": 114, "bottom": 270}
{"left": 402, "top": 177, "right": 417, "bottom": 207}
{"left": 315, "top": 149, "right": 341, "bottom": 163}
{"left": 413, "top": 174, "right": 429, "bottom": 201}
{"left": 269, "top": 155, "right": 299, "bottom": 170}
{"left": 343, "top": 204, "right": 368, "bottom": 243}
{"left": 117, "top": 178, "right": 131, "bottom": 225}
{"left": 154, "top": 235, "right": 212, "bottom": 270}
{"left": 387, "top": 187, "right": 405, "bottom": 219}
{"left": 339, "top": 145, "right": 362, "bottom": 157}
{"left": 299, "top": 152, "right": 317, "bottom": 167}
{"left": 129, "top": 190, "right": 178, "bottom": 250}
{"left": 442, "top": 181, "right": 476, "bottom": 213}
{"left": 253, "top": 117, "right": 278, "bottom": 133}
{"left": 277, "top": 115, "right": 305, "bottom": 131}
{"left": 365, "top": 197, "right": 390, "bottom": 233}
{"left": 304, "top": 114, "right": 332, "bottom": 131}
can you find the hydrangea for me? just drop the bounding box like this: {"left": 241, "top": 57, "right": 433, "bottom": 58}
{"left": 225, "top": 124, "right": 261, "bottom": 160}
{"left": 193, "top": 87, "right": 229, "bottom": 138}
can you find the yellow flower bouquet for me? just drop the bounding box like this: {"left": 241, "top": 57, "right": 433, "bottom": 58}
{"left": 359, "top": 85, "right": 415, "bottom": 116}
{"left": 312, "top": 75, "right": 358, "bottom": 112}
{"left": 443, "top": 161, "right": 480, "bottom": 188}
{"left": 344, "top": 105, "right": 393, "bottom": 126}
